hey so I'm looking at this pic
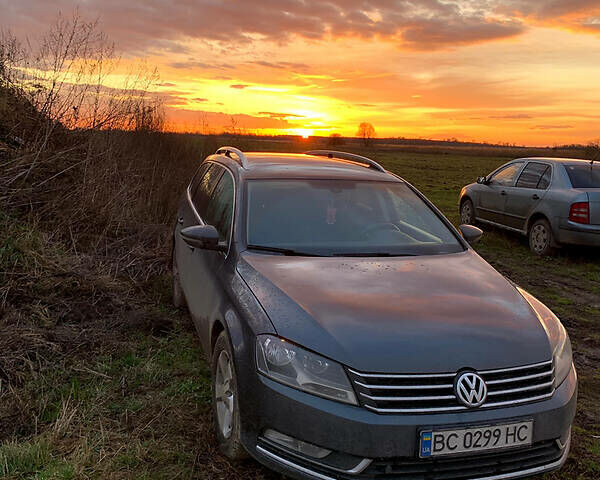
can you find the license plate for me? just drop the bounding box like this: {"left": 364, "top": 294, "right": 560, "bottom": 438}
{"left": 419, "top": 421, "right": 533, "bottom": 458}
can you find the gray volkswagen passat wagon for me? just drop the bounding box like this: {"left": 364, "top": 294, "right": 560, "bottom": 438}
{"left": 459, "top": 157, "right": 600, "bottom": 255}
{"left": 172, "top": 147, "right": 576, "bottom": 480}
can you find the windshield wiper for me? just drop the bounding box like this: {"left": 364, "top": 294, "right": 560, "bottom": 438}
{"left": 332, "top": 252, "right": 418, "bottom": 257}
{"left": 246, "top": 244, "right": 325, "bottom": 257}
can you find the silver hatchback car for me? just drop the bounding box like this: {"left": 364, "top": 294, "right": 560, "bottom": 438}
{"left": 459, "top": 157, "right": 600, "bottom": 255}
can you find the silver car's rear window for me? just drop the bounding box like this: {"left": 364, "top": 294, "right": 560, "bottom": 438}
{"left": 564, "top": 164, "right": 600, "bottom": 188}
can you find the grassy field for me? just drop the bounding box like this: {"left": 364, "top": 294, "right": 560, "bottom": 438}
{"left": 1, "top": 141, "right": 599, "bottom": 479}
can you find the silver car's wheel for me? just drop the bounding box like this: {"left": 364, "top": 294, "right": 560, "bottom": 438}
{"left": 211, "top": 331, "right": 247, "bottom": 460}
{"left": 215, "top": 350, "right": 234, "bottom": 439}
{"left": 460, "top": 199, "right": 475, "bottom": 225}
{"left": 528, "top": 219, "right": 555, "bottom": 256}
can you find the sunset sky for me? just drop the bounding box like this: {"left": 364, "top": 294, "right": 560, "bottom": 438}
{"left": 3, "top": 1, "right": 600, "bottom": 145}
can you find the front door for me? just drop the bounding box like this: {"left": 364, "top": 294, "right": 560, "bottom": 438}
{"left": 185, "top": 167, "right": 235, "bottom": 345}
{"left": 177, "top": 163, "right": 225, "bottom": 333}
{"left": 477, "top": 162, "right": 524, "bottom": 225}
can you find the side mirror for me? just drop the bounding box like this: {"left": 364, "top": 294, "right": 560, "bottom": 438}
{"left": 459, "top": 224, "right": 483, "bottom": 245}
{"left": 180, "top": 225, "right": 226, "bottom": 251}
{"left": 477, "top": 176, "right": 487, "bottom": 185}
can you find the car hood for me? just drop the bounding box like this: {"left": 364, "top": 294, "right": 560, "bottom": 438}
{"left": 237, "top": 250, "right": 552, "bottom": 373}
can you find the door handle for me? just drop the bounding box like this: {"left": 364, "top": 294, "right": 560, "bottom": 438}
{"left": 500, "top": 190, "right": 507, "bottom": 196}
{"left": 532, "top": 194, "right": 540, "bottom": 200}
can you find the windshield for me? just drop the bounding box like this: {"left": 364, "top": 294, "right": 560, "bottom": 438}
{"left": 564, "top": 163, "right": 600, "bottom": 188}
{"left": 245, "top": 179, "right": 463, "bottom": 256}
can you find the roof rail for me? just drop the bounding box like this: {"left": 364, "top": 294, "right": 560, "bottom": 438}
{"left": 305, "top": 150, "right": 386, "bottom": 173}
{"left": 215, "top": 146, "right": 248, "bottom": 169}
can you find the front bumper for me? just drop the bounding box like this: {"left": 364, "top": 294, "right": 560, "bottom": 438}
{"left": 240, "top": 365, "right": 577, "bottom": 480}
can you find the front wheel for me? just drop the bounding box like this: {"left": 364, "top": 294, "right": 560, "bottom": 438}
{"left": 460, "top": 199, "right": 476, "bottom": 225}
{"left": 211, "top": 331, "right": 247, "bottom": 460}
{"left": 528, "top": 219, "right": 556, "bottom": 256}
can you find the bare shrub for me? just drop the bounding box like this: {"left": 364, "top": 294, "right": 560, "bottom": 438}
{"left": 0, "top": 14, "right": 204, "bottom": 261}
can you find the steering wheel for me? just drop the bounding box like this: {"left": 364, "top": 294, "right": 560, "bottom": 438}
{"left": 360, "top": 222, "right": 401, "bottom": 238}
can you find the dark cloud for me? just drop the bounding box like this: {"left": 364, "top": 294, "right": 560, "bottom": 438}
{"left": 193, "top": 97, "right": 208, "bottom": 102}
{"left": 399, "top": 17, "right": 524, "bottom": 49}
{"left": 248, "top": 60, "right": 309, "bottom": 70}
{"left": 166, "top": 108, "right": 298, "bottom": 131}
{"left": 499, "top": 0, "right": 600, "bottom": 19}
{"left": 1, "top": 0, "right": 534, "bottom": 53}
{"left": 169, "top": 61, "right": 212, "bottom": 69}
{"left": 490, "top": 113, "right": 533, "bottom": 119}
{"left": 168, "top": 60, "right": 235, "bottom": 70}
{"left": 531, "top": 124, "right": 574, "bottom": 130}
{"left": 496, "top": 1, "right": 600, "bottom": 34}
{"left": 258, "top": 111, "right": 305, "bottom": 119}
{"left": 230, "top": 84, "right": 248, "bottom": 89}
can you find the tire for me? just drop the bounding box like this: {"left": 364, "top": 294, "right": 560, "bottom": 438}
{"left": 460, "top": 199, "right": 476, "bottom": 225}
{"left": 172, "top": 246, "right": 187, "bottom": 309}
{"left": 528, "top": 218, "right": 556, "bottom": 256}
{"left": 211, "top": 331, "right": 247, "bottom": 460}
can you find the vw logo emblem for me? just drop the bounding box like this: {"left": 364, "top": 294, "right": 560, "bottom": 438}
{"left": 455, "top": 372, "right": 488, "bottom": 408}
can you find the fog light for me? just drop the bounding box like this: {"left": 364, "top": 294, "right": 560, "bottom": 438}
{"left": 264, "top": 429, "right": 331, "bottom": 459}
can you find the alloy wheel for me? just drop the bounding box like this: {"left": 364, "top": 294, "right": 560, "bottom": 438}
{"left": 214, "top": 350, "right": 235, "bottom": 439}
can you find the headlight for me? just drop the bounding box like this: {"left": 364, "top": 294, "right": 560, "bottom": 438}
{"left": 518, "top": 288, "right": 573, "bottom": 387}
{"left": 256, "top": 335, "right": 358, "bottom": 405}
{"left": 552, "top": 323, "right": 572, "bottom": 388}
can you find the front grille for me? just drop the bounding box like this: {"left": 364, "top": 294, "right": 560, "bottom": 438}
{"left": 363, "top": 440, "right": 563, "bottom": 479}
{"left": 258, "top": 437, "right": 565, "bottom": 480}
{"left": 348, "top": 360, "right": 555, "bottom": 414}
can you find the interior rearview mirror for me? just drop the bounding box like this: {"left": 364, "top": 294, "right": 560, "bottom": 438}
{"left": 459, "top": 224, "right": 483, "bottom": 245}
{"left": 180, "top": 225, "right": 226, "bottom": 251}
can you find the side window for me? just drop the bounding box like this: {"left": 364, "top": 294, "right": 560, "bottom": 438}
{"left": 204, "top": 172, "right": 235, "bottom": 243}
{"left": 192, "top": 164, "right": 224, "bottom": 218}
{"left": 489, "top": 162, "right": 523, "bottom": 187}
{"left": 189, "top": 163, "right": 210, "bottom": 199}
{"left": 537, "top": 166, "right": 552, "bottom": 190}
{"left": 516, "top": 162, "right": 549, "bottom": 189}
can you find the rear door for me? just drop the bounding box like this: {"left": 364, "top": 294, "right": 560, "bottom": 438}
{"left": 477, "top": 162, "right": 524, "bottom": 224}
{"left": 503, "top": 162, "right": 551, "bottom": 230}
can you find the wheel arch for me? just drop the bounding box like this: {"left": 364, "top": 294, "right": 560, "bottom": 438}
{"left": 459, "top": 195, "right": 473, "bottom": 207}
{"left": 526, "top": 211, "right": 551, "bottom": 234}
{"left": 210, "top": 319, "right": 226, "bottom": 354}
{"left": 210, "top": 308, "right": 248, "bottom": 357}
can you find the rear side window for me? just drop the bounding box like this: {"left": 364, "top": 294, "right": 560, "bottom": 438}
{"left": 538, "top": 168, "right": 551, "bottom": 190}
{"left": 191, "top": 164, "right": 224, "bottom": 217}
{"left": 204, "top": 172, "right": 234, "bottom": 243}
{"left": 516, "top": 162, "right": 550, "bottom": 189}
{"left": 489, "top": 162, "right": 523, "bottom": 187}
{"left": 564, "top": 164, "right": 600, "bottom": 188}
